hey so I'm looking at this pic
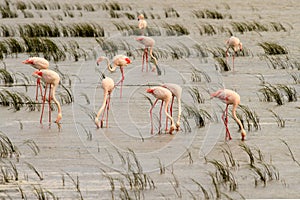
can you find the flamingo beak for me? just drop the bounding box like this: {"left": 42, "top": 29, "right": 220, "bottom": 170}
{"left": 22, "top": 59, "right": 34, "bottom": 65}
{"left": 146, "top": 88, "right": 154, "bottom": 93}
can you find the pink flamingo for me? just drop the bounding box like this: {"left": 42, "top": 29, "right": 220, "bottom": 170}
{"left": 32, "top": 69, "right": 62, "bottom": 125}
{"left": 95, "top": 75, "right": 115, "bottom": 128}
{"left": 135, "top": 36, "right": 161, "bottom": 75}
{"left": 138, "top": 14, "right": 147, "bottom": 35}
{"left": 211, "top": 89, "right": 246, "bottom": 141}
{"left": 161, "top": 83, "right": 182, "bottom": 131}
{"left": 96, "top": 55, "right": 131, "bottom": 98}
{"left": 225, "top": 36, "right": 243, "bottom": 71}
{"left": 22, "top": 57, "right": 49, "bottom": 101}
{"left": 147, "top": 86, "right": 176, "bottom": 134}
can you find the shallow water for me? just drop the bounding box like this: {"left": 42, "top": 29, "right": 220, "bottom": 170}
{"left": 1, "top": 0, "right": 300, "bottom": 199}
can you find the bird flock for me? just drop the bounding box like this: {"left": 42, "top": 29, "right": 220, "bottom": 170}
{"left": 22, "top": 14, "right": 246, "bottom": 141}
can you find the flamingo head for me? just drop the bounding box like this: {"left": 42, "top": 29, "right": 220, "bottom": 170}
{"left": 146, "top": 88, "right": 154, "bottom": 94}
{"left": 32, "top": 71, "right": 43, "bottom": 79}
{"left": 125, "top": 57, "right": 131, "bottom": 64}
{"left": 135, "top": 36, "right": 145, "bottom": 42}
{"left": 22, "top": 58, "right": 34, "bottom": 65}
{"left": 239, "top": 42, "right": 243, "bottom": 51}
{"left": 138, "top": 14, "right": 144, "bottom": 21}
{"left": 96, "top": 56, "right": 106, "bottom": 65}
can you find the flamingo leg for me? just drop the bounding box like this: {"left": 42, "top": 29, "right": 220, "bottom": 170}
{"left": 225, "top": 105, "right": 232, "bottom": 140}
{"left": 36, "top": 78, "right": 41, "bottom": 101}
{"left": 100, "top": 99, "right": 108, "bottom": 128}
{"left": 222, "top": 104, "right": 231, "bottom": 140}
{"left": 40, "top": 83, "right": 48, "bottom": 124}
{"left": 149, "top": 99, "right": 159, "bottom": 134}
{"left": 159, "top": 101, "right": 163, "bottom": 133}
{"left": 225, "top": 48, "right": 229, "bottom": 66}
{"left": 48, "top": 84, "right": 52, "bottom": 124}
{"left": 106, "top": 92, "right": 111, "bottom": 128}
{"left": 145, "top": 48, "right": 149, "bottom": 72}
{"left": 119, "top": 67, "right": 124, "bottom": 98}
{"left": 142, "top": 48, "right": 145, "bottom": 72}
{"left": 232, "top": 53, "right": 235, "bottom": 72}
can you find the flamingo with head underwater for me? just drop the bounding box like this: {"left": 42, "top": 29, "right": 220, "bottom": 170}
{"left": 225, "top": 36, "right": 243, "bottom": 71}
{"left": 135, "top": 36, "right": 161, "bottom": 75}
{"left": 95, "top": 73, "right": 115, "bottom": 128}
{"left": 32, "top": 69, "right": 62, "bottom": 127}
{"left": 22, "top": 57, "right": 49, "bottom": 101}
{"left": 146, "top": 86, "right": 176, "bottom": 134}
{"left": 210, "top": 88, "right": 246, "bottom": 141}
{"left": 96, "top": 55, "right": 131, "bottom": 98}
{"left": 161, "top": 83, "right": 182, "bottom": 131}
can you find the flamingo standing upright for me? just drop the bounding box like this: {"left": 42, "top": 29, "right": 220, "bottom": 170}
{"left": 96, "top": 55, "right": 131, "bottom": 98}
{"left": 210, "top": 89, "right": 246, "bottom": 141}
{"left": 32, "top": 69, "right": 62, "bottom": 126}
{"left": 138, "top": 14, "right": 147, "bottom": 35}
{"left": 22, "top": 57, "right": 49, "bottom": 101}
{"left": 161, "top": 83, "right": 182, "bottom": 131}
{"left": 95, "top": 74, "right": 115, "bottom": 128}
{"left": 135, "top": 36, "right": 161, "bottom": 75}
{"left": 225, "top": 36, "right": 243, "bottom": 71}
{"left": 147, "top": 86, "right": 176, "bottom": 134}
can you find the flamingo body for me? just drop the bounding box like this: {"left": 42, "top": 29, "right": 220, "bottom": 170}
{"left": 226, "top": 36, "right": 243, "bottom": 71}
{"left": 211, "top": 89, "right": 246, "bottom": 141}
{"left": 32, "top": 69, "right": 62, "bottom": 124}
{"left": 147, "top": 86, "right": 176, "bottom": 134}
{"left": 161, "top": 83, "right": 182, "bottom": 130}
{"left": 96, "top": 55, "right": 131, "bottom": 98}
{"left": 95, "top": 76, "right": 115, "bottom": 128}
{"left": 135, "top": 36, "right": 161, "bottom": 75}
{"left": 23, "top": 57, "right": 50, "bottom": 101}
{"left": 138, "top": 14, "right": 147, "bottom": 35}
{"left": 22, "top": 57, "right": 49, "bottom": 70}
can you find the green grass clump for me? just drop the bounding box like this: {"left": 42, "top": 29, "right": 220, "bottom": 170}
{"left": 193, "top": 9, "right": 225, "bottom": 19}
{"left": 258, "top": 42, "right": 288, "bottom": 55}
{"left": 164, "top": 23, "right": 189, "bottom": 36}
{"left": 0, "top": 68, "right": 14, "bottom": 85}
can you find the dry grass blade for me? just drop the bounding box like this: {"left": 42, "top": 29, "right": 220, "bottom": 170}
{"left": 269, "top": 110, "right": 285, "bottom": 127}
{"left": 25, "top": 162, "right": 43, "bottom": 180}
{"left": 280, "top": 139, "right": 300, "bottom": 167}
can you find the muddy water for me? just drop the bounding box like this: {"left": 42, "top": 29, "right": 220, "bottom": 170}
{"left": 1, "top": 0, "right": 300, "bottom": 199}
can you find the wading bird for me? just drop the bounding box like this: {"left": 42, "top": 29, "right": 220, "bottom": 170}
{"left": 161, "top": 83, "right": 182, "bottom": 131}
{"left": 32, "top": 69, "right": 62, "bottom": 126}
{"left": 147, "top": 86, "right": 176, "bottom": 134}
{"left": 95, "top": 74, "right": 115, "bottom": 128}
{"left": 138, "top": 14, "right": 147, "bottom": 35}
{"left": 211, "top": 89, "right": 246, "bottom": 141}
{"left": 22, "top": 57, "right": 49, "bottom": 101}
{"left": 225, "top": 36, "right": 243, "bottom": 71}
{"left": 96, "top": 55, "right": 131, "bottom": 98}
{"left": 135, "top": 36, "right": 161, "bottom": 75}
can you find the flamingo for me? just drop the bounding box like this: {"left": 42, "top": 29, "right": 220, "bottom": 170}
{"left": 210, "top": 89, "right": 246, "bottom": 141}
{"left": 135, "top": 36, "right": 161, "bottom": 75}
{"left": 22, "top": 57, "right": 49, "bottom": 101}
{"left": 147, "top": 86, "right": 176, "bottom": 134}
{"left": 225, "top": 36, "right": 243, "bottom": 71}
{"left": 96, "top": 55, "right": 131, "bottom": 98}
{"left": 161, "top": 83, "right": 182, "bottom": 131}
{"left": 32, "top": 69, "right": 62, "bottom": 126}
{"left": 95, "top": 74, "right": 115, "bottom": 128}
{"left": 138, "top": 14, "right": 147, "bottom": 35}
